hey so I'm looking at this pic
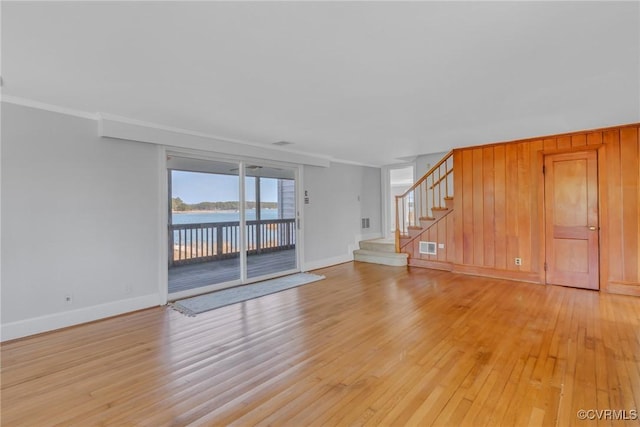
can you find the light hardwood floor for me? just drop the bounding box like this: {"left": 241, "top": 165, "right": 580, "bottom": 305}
{"left": 2, "top": 262, "right": 639, "bottom": 426}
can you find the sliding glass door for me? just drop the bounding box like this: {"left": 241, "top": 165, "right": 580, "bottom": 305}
{"left": 244, "top": 166, "right": 297, "bottom": 280}
{"left": 167, "top": 155, "right": 298, "bottom": 298}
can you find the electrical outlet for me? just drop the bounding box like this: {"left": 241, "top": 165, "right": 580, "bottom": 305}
{"left": 124, "top": 284, "right": 133, "bottom": 294}
{"left": 514, "top": 257, "right": 522, "bottom": 266}
{"left": 64, "top": 294, "right": 73, "bottom": 304}
{"left": 438, "top": 243, "right": 445, "bottom": 249}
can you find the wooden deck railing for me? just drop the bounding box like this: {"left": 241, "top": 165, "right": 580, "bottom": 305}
{"left": 395, "top": 151, "right": 454, "bottom": 250}
{"left": 169, "top": 218, "right": 296, "bottom": 266}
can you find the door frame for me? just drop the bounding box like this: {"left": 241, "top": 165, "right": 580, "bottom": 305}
{"left": 159, "top": 147, "right": 304, "bottom": 304}
{"left": 381, "top": 162, "right": 416, "bottom": 239}
{"left": 537, "top": 144, "right": 604, "bottom": 289}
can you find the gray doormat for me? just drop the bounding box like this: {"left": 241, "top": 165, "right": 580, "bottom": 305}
{"left": 169, "top": 272, "right": 325, "bottom": 316}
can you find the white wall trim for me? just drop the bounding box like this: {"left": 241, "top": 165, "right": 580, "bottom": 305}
{"left": 158, "top": 146, "right": 169, "bottom": 305}
{"left": 1, "top": 96, "right": 381, "bottom": 168}
{"left": 1, "top": 95, "right": 99, "bottom": 120}
{"left": 381, "top": 162, "right": 416, "bottom": 239}
{"left": 302, "top": 254, "right": 354, "bottom": 273}
{"left": 1, "top": 294, "right": 162, "bottom": 342}
{"left": 296, "top": 165, "right": 305, "bottom": 274}
{"left": 329, "top": 157, "right": 381, "bottom": 169}
{"left": 98, "top": 113, "right": 332, "bottom": 168}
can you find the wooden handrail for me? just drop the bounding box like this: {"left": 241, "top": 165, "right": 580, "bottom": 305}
{"left": 395, "top": 151, "right": 454, "bottom": 250}
{"left": 395, "top": 196, "right": 400, "bottom": 252}
{"left": 399, "top": 150, "right": 454, "bottom": 198}
{"left": 428, "top": 167, "right": 454, "bottom": 190}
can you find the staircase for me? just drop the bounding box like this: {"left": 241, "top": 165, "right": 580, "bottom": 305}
{"left": 354, "top": 151, "right": 454, "bottom": 266}
{"left": 394, "top": 151, "right": 454, "bottom": 253}
{"left": 353, "top": 238, "right": 408, "bottom": 266}
{"left": 398, "top": 195, "right": 454, "bottom": 249}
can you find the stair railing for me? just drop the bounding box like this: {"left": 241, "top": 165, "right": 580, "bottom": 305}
{"left": 395, "top": 151, "right": 454, "bottom": 251}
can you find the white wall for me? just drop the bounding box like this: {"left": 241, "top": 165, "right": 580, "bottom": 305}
{"left": 0, "top": 103, "right": 384, "bottom": 339}
{"left": 1, "top": 103, "right": 162, "bottom": 340}
{"left": 303, "top": 162, "right": 382, "bottom": 270}
{"left": 415, "top": 151, "right": 448, "bottom": 180}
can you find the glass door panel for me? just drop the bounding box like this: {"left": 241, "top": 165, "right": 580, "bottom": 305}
{"left": 244, "top": 165, "right": 297, "bottom": 280}
{"left": 167, "top": 157, "right": 241, "bottom": 296}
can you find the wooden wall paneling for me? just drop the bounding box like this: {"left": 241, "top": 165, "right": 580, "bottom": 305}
{"left": 557, "top": 136, "right": 572, "bottom": 150}
{"left": 483, "top": 147, "right": 495, "bottom": 268}
{"left": 407, "top": 215, "right": 453, "bottom": 267}
{"left": 587, "top": 132, "right": 602, "bottom": 146}
{"left": 411, "top": 124, "right": 639, "bottom": 296}
{"left": 424, "top": 226, "right": 431, "bottom": 260}
{"left": 517, "top": 142, "right": 532, "bottom": 271}
{"left": 437, "top": 219, "right": 446, "bottom": 262}
{"left": 505, "top": 143, "right": 519, "bottom": 271}
{"left": 462, "top": 150, "right": 474, "bottom": 265}
{"left": 619, "top": 127, "right": 639, "bottom": 283}
{"left": 571, "top": 134, "right": 587, "bottom": 148}
{"left": 597, "top": 134, "right": 609, "bottom": 292}
{"left": 544, "top": 138, "right": 558, "bottom": 151}
{"left": 536, "top": 148, "right": 547, "bottom": 284}
{"left": 494, "top": 145, "right": 507, "bottom": 270}
{"left": 453, "top": 150, "right": 464, "bottom": 265}
{"left": 418, "top": 228, "right": 426, "bottom": 260}
{"left": 529, "top": 139, "right": 544, "bottom": 273}
{"left": 428, "top": 225, "right": 437, "bottom": 261}
{"left": 604, "top": 130, "right": 622, "bottom": 283}
{"left": 472, "top": 148, "right": 485, "bottom": 266}
{"left": 446, "top": 213, "right": 455, "bottom": 263}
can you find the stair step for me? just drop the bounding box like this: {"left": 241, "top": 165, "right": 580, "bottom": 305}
{"left": 353, "top": 249, "right": 408, "bottom": 267}
{"left": 408, "top": 226, "right": 423, "bottom": 238}
{"left": 359, "top": 238, "right": 396, "bottom": 253}
{"left": 431, "top": 207, "right": 449, "bottom": 219}
{"left": 419, "top": 217, "right": 436, "bottom": 228}
{"left": 444, "top": 197, "right": 454, "bottom": 209}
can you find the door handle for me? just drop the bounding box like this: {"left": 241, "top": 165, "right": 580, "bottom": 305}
{"left": 588, "top": 226, "right": 597, "bottom": 231}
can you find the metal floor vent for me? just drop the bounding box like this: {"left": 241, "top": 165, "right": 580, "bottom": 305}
{"left": 419, "top": 241, "right": 437, "bottom": 255}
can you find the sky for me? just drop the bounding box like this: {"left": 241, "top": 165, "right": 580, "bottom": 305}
{"left": 171, "top": 170, "right": 278, "bottom": 204}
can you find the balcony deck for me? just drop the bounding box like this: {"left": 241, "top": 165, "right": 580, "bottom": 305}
{"left": 168, "top": 249, "right": 297, "bottom": 294}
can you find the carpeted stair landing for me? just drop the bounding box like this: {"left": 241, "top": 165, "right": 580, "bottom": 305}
{"left": 353, "top": 238, "right": 408, "bottom": 267}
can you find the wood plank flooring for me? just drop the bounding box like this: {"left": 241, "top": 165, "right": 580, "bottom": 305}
{"left": 2, "top": 262, "right": 639, "bottom": 426}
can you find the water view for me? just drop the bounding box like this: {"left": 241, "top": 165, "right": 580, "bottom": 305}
{"left": 171, "top": 209, "right": 281, "bottom": 225}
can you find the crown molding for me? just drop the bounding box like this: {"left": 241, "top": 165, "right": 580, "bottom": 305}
{"left": 98, "top": 113, "right": 332, "bottom": 168}
{"left": 2, "top": 95, "right": 379, "bottom": 168}
{"left": 1, "top": 95, "right": 99, "bottom": 120}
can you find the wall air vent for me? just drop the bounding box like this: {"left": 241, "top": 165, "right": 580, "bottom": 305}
{"left": 419, "top": 241, "right": 437, "bottom": 255}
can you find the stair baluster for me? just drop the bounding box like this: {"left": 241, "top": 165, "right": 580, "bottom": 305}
{"left": 395, "top": 151, "right": 454, "bottom": 252}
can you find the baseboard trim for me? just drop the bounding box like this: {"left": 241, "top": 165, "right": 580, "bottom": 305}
{"left": 607, "top": 281, "right": 640, "bottom": 297}
{"left": 303, "top": 254, "right": 354, "bottom": 272}
{"left": 407, "top": 259, "right": 540, "bottom": 283}
{"left": 1, "top": 294, "right": 162, "bottom": 342}
{"left": 452, "top": 264, "right": 541, "bottom": 283}
{"left": 408, "top": 259, "right": 453, "bottom": 271}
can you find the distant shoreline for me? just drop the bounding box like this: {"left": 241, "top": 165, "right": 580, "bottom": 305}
{"left": 172, "top": 208, "right": 276, "bottom": 214}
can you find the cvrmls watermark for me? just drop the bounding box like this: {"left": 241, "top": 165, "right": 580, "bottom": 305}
{"left": 577, "top": 409, "right": 638, "bottom": 421}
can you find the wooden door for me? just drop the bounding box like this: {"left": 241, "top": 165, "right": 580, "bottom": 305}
{"left": 544, "top": 151, "right": 599, "bottom": 290}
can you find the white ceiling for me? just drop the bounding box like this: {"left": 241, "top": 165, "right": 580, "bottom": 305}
{"left": 2, "top": 1, "right": 639, "bottom": 167}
